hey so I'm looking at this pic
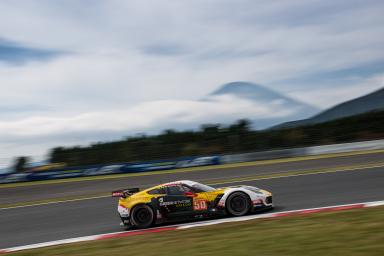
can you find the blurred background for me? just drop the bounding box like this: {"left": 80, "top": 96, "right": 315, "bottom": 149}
{"left": 0, "top": 0, "right": 383, "bottom": 176}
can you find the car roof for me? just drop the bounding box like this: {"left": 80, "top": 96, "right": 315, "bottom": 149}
{"left": 139, "top": 180, "right": 199, "bottom": 194}
{"left": 162, "top": 180, "right": 197, "bottom": 187}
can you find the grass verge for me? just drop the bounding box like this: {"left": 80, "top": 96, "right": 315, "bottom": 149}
{"left": 10, "top": 206, "right": 384, "bottom": 256}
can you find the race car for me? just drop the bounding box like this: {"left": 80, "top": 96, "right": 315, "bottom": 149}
{"left": 112, "top": 180, "right": 273, "bottom": 229}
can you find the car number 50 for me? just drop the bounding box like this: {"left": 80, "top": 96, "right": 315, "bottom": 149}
{"left": 193, "top": 200, "right": 207, "bottom": 211}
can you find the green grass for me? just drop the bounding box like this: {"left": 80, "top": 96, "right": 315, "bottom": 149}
{"left": 11, "top": 206, "right": 384, "bottom": 256}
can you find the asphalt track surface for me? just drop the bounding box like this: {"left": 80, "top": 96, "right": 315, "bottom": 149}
{"left": 1, "top": 152, "right": 384, "bottom": 248}
{"left": 1, "top": 151, "right": 384, "bottom": 206}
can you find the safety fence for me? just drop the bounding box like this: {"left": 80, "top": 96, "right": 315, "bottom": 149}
{"left": 1, "top": 139, "right": 383, "bottom": 184}
{"left": 0, "top": 156, "right": 220, "bottom": 184}
{"left": 221, "top": 139, "right": 384, "bottom": 163}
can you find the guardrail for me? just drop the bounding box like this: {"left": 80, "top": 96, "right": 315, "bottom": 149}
{"left": 306, "top": 139, "right": 384, "bottom": 155}
{"left": 0, "top": 156, "right": 220, "bottom": 184}
{"left": 220, "top": 148, "right": 308, "bottom": 164}
{"left": 1, "top": 139, "right": 383, "bottom": 184}
{"left": 221, "top": 139, "right": 384, "bottom": 164}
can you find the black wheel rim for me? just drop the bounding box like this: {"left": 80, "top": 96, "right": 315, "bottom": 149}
{"left": 135, "top": 208, "right": 151, "bottom": 224}
{"left": 230, "top": 195, "right": 247, "bottom": 212}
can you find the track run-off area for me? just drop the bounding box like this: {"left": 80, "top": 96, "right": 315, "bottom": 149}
{"left": 1, "top": 150, "right": 384, "bottom": 250}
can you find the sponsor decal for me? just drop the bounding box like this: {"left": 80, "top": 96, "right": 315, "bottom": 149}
{"left": 0, "top": 173, "right": 30, "bottom": 184}
{"left": 83, "top": 167, "right": 99, "bottom": 176}
{"left": 94, "top": 165, "right": 124, "bottom": 175}
{"left": 217, "top": 199, "right": 225, "bottom": 207}
{"left": 175, "top": 156, "right": 219, "bottom": 168}
{"left": 176, "top": 202, "right": 192, "bottom": 208}
{"left": 159, "top": 199, "right": 191, "bottom": 207}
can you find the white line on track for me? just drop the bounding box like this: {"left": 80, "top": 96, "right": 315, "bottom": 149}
{"left": 0, "top": 195, "right": 109, "bottom": 210}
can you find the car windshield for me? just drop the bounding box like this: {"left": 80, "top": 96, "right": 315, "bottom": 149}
{"left": 192, "top": 182, "right": 216, "bottom": 192}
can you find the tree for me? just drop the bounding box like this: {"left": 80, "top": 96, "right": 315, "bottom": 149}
{"left": 13, "top": 156, "right": 30, "bottom": 173}
{"left": 50, "top": 147, "right": 65, "bottom": 163}
{"left": 229, "top": 119, "right": 251, "bottom": 134}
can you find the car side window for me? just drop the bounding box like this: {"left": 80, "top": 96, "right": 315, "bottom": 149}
{"left": 181, "top": 185, "right": 194, "bottom": 193}
{"left": 147, "top": 189, "right": 159, "bottom": 195}
{"left": 166, "top": 185, "right": 185, "bottom": 195}
{"left": 147, "top": 187, "right": 166, "bottom": 195}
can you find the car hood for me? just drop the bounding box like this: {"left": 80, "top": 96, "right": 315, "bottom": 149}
{"left": 216, "top": 185, "right": 272, "bottom": 196}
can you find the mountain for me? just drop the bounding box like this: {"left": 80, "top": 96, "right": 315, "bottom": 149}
{"left": 207, "top": 82, "right": 319, "bottom": 128}
{"left": 274, "top": 87, "right": 384, "bottom": 129}
{"left": 212, "top": 82, "right": 299, "bottom": 103}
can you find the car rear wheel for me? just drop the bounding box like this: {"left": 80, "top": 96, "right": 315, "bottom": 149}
{"left": 130, "top": 204, "right": 154, "bottom": 229}
{"left": 226, "top": 192, "right": 251, "bottom": 216}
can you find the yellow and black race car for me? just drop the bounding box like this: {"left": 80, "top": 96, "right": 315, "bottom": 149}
{"left": 112, "top": 180, "right": 273, "bottom": 229}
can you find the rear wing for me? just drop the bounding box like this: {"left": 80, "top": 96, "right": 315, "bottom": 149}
{"left": 112, "top": 188, "right": 140, "bottom": 198}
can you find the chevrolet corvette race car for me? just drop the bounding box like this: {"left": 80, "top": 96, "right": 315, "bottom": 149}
{"left": 112, "top": 180, "right": 273, "bottom": 229}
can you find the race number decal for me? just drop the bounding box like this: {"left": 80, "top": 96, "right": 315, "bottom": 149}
{"left": 193, "top": 199, "right": 207, "bottom": 211}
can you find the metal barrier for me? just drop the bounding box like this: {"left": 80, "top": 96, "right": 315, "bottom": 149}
{"left": 0, "top": 156, "right": 220, "bottom": 184}
{"left": 1, "top": 139, "right": 383, "bottom": 184}
{"left": 306, "top": 139, "right": 384, "bottom": 155}
{"left": 221, "top": 139, "right": 384, "bottom": 163}
{"left": 221, "top": 148, "right": 307, "bottom": 164}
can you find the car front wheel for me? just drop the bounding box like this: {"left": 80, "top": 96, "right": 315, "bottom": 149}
{"left": 226, "top": 192, "right": 251, "bottom": 216}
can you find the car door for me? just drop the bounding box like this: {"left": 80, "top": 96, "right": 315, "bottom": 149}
{"left": 158, "top": 184, "right": 194, "bottom": 218}
{"left": 183, "top": 185, "right": 210, "bottom": 213}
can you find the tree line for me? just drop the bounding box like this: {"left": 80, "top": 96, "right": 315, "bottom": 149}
{"left": 13, "top": 110, "right": 384, "bottom": 171}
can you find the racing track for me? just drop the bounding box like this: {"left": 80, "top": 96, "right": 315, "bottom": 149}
{"left": 1, "top": 152, "right": 384, "bottom": 249}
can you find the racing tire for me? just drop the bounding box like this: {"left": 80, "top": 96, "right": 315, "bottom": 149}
{"left": 226, "top": 192, "right": 251, "bottom": 216}
{"left": 130, "top": 204, "right": 155, "bottom": 229}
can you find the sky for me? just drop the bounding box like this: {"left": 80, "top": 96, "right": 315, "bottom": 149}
{"left": 0, "top": 0, "right": 383, "bottom": 167}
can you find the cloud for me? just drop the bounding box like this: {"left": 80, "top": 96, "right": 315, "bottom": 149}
{"left": 0, "top": 38, "right": 62, "bottom": 64}
{"left": 0, "top": 94, "right": 298, "bottom": 139}
{"left": 142, "top": 43, "right": 189, "bottom": 56}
